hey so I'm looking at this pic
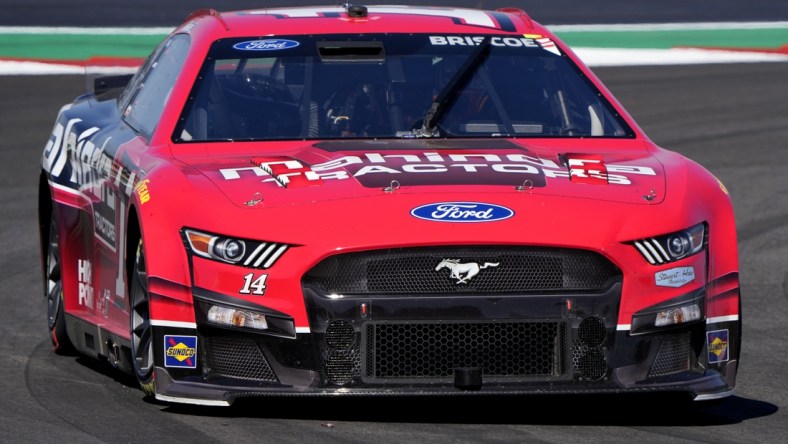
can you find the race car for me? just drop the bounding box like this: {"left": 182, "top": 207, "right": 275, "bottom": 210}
{"left": 39, "top": 4, "right": 741, "bottom": 406}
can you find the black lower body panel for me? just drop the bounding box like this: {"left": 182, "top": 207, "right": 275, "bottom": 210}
{"left": 149, "top": 282, "right": 739, "bottom": 404}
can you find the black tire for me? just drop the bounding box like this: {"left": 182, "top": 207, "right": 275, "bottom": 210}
{"left": 129, "top": 240, "right": 155, "bottom": 397}
{"left": 45, "top": 214, "right": 74, "bottom": 353}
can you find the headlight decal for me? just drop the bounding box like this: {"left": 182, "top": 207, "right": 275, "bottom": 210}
{"left": 632, "top": 223, "right": 706, "bottom": 265}
{"left": 183, "top": 228, "right": 290, "bottom": 269}
{"left": 213, "top": 238, "right": 246, "bottom": 262}
{"left": 185, "top": 230, "right": 213, "bottom": 259}
{"left": 243, "top": 243, "right": 267, "bottom": 267}
{"left": 634, "top": 238, "right": 666, "bottom": 264}
{"left": 244, "top": 243, "right": 288, "bottom": 268}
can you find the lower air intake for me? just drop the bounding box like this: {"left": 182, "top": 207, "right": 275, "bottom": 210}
{"left": 578, "top": 316, "right": 607, "bottom": 347}
{"left": 325, "top": 349, "right": 361, "bottom": 385}
{"left": 325, "top": 320, "right": 355, "bottom": 349}
{"left": 202, "top": 335, "right": 278, "bottom": 383}
{"left": 363, "top": 320, "right": 567, "bottom": 382}
{"left": 648, "top": 333, "right": 692, "bottom": 378}
{"left": 572, "top": 347, "right": 607, "bottom": 381}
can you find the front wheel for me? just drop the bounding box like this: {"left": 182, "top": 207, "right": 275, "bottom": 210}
{"left": 45, "top": 213, "right": 73, "bottom": 353}
{"left": 129, "top": 240, "right": 155, "bottom": 396}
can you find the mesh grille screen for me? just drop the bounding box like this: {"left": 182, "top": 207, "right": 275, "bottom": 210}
{"left": 304, "top": 246, "right": 619, "bottom": 295}
{"left": 363, "top": 321, "right": 566, "bottom": 380}
{"left": 648, "top": 334, "right": 691, "bottom": 378}
{"left": 202, "top": 335, "right": 278, "bottom": 382}
{"left": 572, "top": 345, "right": 608, "bottom": 381}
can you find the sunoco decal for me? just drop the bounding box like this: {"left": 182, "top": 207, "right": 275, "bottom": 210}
{"left": 233, "top": 39, "right": 300, "bottom": 51}
{"left": 707, "top": 329, "right": 729, "bottom": 364}
{"left": 411, "top": 202, "right": 514, "bottom": 223}
{"left": 164, "top": 335, "right": 197, "bottom": 368}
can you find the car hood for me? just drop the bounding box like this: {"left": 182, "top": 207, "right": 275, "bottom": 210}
{"left": 174, "top": 138, "right": 666, "bottom": 208}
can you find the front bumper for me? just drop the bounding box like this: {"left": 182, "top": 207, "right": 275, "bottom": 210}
{"left": 148, "top": 282, "right": 740, "bottom": 405}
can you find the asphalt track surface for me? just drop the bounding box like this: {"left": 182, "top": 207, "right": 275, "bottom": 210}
{"left": 1, "top": 61, "right": 787, "bottom": 444}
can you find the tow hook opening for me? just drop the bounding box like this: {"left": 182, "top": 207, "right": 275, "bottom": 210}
{"left": 454, "top": 367, "right": 482, "bottom": 390}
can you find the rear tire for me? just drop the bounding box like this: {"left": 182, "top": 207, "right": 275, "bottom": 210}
{"left": 130, "top": 240, "right": 155, "bottom": 397}
{"left": 45, "top": 213, "right": 73, "bottom": 353}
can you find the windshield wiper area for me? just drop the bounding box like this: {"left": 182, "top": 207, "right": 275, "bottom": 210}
{"left": 410, "top": 37, "right": 491, "bottom": 138}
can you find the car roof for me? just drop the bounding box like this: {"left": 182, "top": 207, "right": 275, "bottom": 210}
{"left": 175, "top": 5, "right": 547, "bottom": 40}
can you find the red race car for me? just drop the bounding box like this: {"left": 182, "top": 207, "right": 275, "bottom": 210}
{"left": 39, "top": 4, "right": 741, "bottom": 406}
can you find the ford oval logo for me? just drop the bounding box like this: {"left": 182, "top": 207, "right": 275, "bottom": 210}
{"left": 233, "top": 39, "right": 300, "bottom": 51}
{"left": 411, "top": 202, "right": 514, "bottom": 223}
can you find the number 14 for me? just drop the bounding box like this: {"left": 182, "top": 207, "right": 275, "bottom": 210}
{"left": 240, "top": 273, "right": 268, "bottom": 295}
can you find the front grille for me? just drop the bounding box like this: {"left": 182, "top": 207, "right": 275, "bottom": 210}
{"left": 362, "top": 320, "right": 567, "bottom": 382}
{"left": 202, "top": 335, "right": 278, "bottom": 383}
{"left": 572, "top": 316, "right": 609, "bottom": 381}
{"left": 324, "top": 321, "right": 362, "bottom": 385}
{"left": 578, "top": 316, "right": 607, "bottom": 347}
{"left": 572, "top": 346, "right": 608, "bottom": 381}
{"left": 325, "top": 349, "right": 362, "bottom": 385}
{"left": 648, "top": 333, "right": 691, "bottom": 378}
{"left": 304, "top": 246, "right": 620, "bottom": 295}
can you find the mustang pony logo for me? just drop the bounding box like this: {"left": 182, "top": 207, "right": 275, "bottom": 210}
{"left": 435, "top": 259, "right": 500, "bottom": 284}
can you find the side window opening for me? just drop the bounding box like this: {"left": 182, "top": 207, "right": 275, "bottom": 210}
{"left": 123, "top": 34, "right": 191, "bottom": 140}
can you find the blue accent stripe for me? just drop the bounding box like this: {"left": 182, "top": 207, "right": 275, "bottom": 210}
{"left": 491, "top": 12, "right": 516, "bottom": 32}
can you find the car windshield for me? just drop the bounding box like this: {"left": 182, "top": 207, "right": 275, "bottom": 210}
{"left": 174, "top": 33, "right": 633, "bottom": 142}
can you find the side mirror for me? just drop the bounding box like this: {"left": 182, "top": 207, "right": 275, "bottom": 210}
{"left": 93, "top": 74, "right": 134, "bottom": 97}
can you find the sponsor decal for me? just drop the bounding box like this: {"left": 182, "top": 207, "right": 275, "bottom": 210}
{"left": 427, "top": 34, "right": 560, "bottom": 55}
{"left": 520, "top": 34, "right": 561, "bottom": 55}
{"left": 77, "top": 259, "right": 94, "bottom": 309}
{"left": 411, "top": 202, "right": 514, "bottom": 223}
{"left": 92, "top": 182, "right": 118, "bottom": 251}
{"left": 233, "top": 39, "right": 300, "bottom": 51}
{"left": 259, "top": 162, "right": 323, "bottom": 188}
{"left": 706, "top": 329, "right": 729, "bottom": 364}
{"left": 43, "top": 117, "right": 110, "bottom": 183}
{"left": 654, "top": 266, "right": 695, "bottom": 288}
{"left": 135, "top": 178, "right": 151, "bottom": 204}
{"left": 218, "top": 151, "right": 656, "bottom": 188}
{"left": 164, "top": 335, "right": 197, "bottom": 368}
{"left": 430, "top": 35, "right": 540, "bottom": 48}
{"left": 535, "top": 37, "right": 561, "bottom": 56}
{"left": 94, "top": 212, "right": 116, "bottom": 245}
{"left": 567, "top": 154, "right": 608, "bottom": 185}
{"left": 436, "top": 259, "right": 499, "bottom": 284}
{"left": 240, "top": 273, "right": 268, "bottom": 295}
